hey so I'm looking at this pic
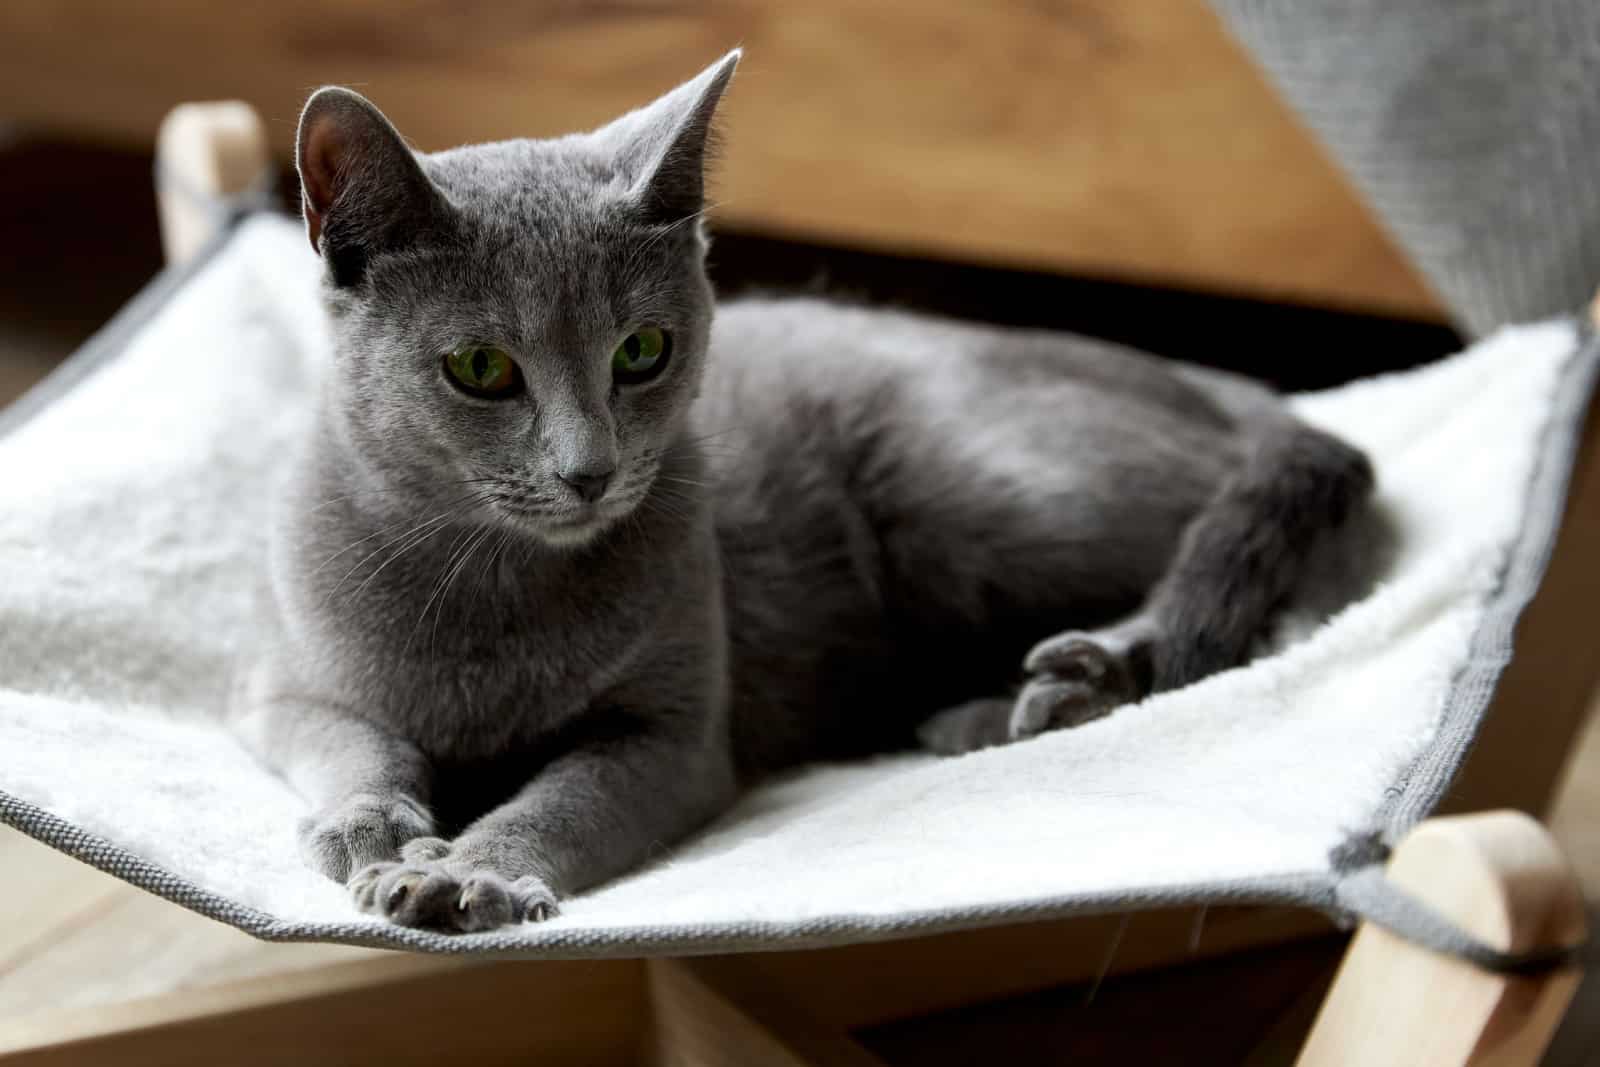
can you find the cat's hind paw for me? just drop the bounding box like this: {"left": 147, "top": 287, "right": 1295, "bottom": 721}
{"left": 351, "top": 854, "right": 559, "bottom": 933}
{"left": 917, "top": 698, "right": 1014, "bottom": 754}
{"left": 1023, "top": 620, "right": 1153, "bottom": 687}
{"left": 918, "top": 625, "right": 1152, "bottom": 755}
{"left": 1006, "top": 674, "right": 1127, "bottom": 740}
{"left": 1010, "top": 626, "right": 1149, "bottom": 740}
{"left": 298, "top": 792, "right": 435, "bottom": 883}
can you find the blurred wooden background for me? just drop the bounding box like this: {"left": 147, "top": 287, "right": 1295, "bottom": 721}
{"left": 0, "top": 0, "right": 1439, "bottom": 318}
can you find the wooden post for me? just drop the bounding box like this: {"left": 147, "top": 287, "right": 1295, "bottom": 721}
{"left": 154, "top": 101, "right": 270, "bottom": 266}
{"left": 1296, "top": 812, "right": 1586, "bottom": 1067}
{"left": 647, "top": 959, "right": 889, "bottom": 1067}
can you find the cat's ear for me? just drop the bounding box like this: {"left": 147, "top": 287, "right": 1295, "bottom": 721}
{"left": 606, "top": 50, "right": 741, "bottom": 224}
{"left": 295, "top": 87, "right": 448, "bottom": 286}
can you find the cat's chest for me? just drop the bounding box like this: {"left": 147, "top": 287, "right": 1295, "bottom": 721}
{"left": 348, "top": 582, "right": 649, "bottom": 760}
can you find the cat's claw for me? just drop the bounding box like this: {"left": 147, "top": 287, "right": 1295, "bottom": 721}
{"left": 351, "top": 850, "right": 560, "bottom": 933}
{"left": 298, "top": 792, "right": 435, "bottom": 883}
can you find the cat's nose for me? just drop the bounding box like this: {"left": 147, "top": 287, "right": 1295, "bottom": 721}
{"left": 558, "top": 468, "right": 613, "bottom": 504}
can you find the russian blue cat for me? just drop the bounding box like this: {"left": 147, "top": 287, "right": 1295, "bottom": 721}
{"left": 233, "top": 51, "right": 1374, "bottom": 932}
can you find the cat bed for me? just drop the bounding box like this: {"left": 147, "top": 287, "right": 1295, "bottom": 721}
{"left": 0, "top": 213, "right": 1595, "bottom": 956}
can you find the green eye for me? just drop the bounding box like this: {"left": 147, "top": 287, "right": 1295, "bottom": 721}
{"left": 612, "top": 327, "right": 671, "bottom": 382}
{"left": 444, "top": 345, "right": 520, "bottom": 397}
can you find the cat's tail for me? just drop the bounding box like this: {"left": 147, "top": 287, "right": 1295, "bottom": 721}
{"left": 1141, "top": 417, "right": 1376, "bottom": 691}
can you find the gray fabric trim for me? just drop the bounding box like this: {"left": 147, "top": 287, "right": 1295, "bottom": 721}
{"left": 1337, "top": 867, "right": 1583, "bottom": 975}
{"left": 0, "top": 219, "right": 1595, "bottom": 961}
{"left": 1375, "top": 327, "right": 1600, "bottom": 840}
{"left": 1207, "top": 1, "right": 1600, "bottom": 337}
{"left": 0, "top": 786, "right": 1335, "bottom": 956}
{"left": 1319, "top": 326, "right": 1600, "bottom": 976}
{"left": 0, "top": 221, "right": 245, "bottom": 439}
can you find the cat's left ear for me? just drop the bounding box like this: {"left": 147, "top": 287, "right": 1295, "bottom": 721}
{"left": 295, "top": 87, "right": 449, "bottom": 286}
{"left": 604, "top": 50, "right": 741, "bottom": 224}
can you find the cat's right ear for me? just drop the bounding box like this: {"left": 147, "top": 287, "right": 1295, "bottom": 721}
{"left": 295, "top": 88, "right": 447, "bottom": 287}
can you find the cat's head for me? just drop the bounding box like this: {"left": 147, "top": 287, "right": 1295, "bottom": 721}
{"left": 295, "top": 52, "right": 738, "bottom": 547}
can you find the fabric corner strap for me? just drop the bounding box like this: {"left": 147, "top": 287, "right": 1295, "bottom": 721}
{"left": 153, "top": 155, "right": 283, "bottom": 232}
{"left": 1333, "top": 865, "right": 1589, "bottom": 976}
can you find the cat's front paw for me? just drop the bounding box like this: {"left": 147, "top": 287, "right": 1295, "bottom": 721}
{"left": 297, "top": 792, "right": 435, "bottom": 883}
{"left": 350, "top": 845, "right": 559, "bottom": 933}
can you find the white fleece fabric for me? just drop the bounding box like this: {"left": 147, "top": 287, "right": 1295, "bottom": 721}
{"left": 0, "top": 216, "right": 1582, "bottom": 951}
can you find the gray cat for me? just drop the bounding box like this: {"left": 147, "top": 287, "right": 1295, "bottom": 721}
{"left": 232, "top": 50, "right": 1375, "bottom": 933}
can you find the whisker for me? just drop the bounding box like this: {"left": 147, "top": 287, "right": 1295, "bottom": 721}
{"left": 402, "top": 524, "right": 480, "bottom": 657}
{"left": 666, "top": 426, "right": 746, "bottom": 453}
{"left": 312, "top": 511, "right": 427, "bottom": 576}
{"left": 341, "top": 491, "right": 496, "bottom": 604}
{"left": 426, "top": 524, "right": 499, "bottom": 657}
{"left": 306, "top": 478, "right": 502, "bottom": 515}
{"left": 348, "top": 513, "right": 467, "bottom": 605}
{"left": 655, "top": 476, "right": 702, "bottom": 490}
{"left": 620, "top": 201, "right": 722, "bottom": 279}
{"left": 475, "top": 528, "right": 516, "bottom": 634}
{"left": 638, "top": 493, "right": 694, "bottom": 527}
{"left": 470, "top": 527, "right": 518, "bottom": 616}
{"left": 325, "top": 511, "right": 456, "bottom": 604}
{"left": 651, "top": 483, "right": 707, "bottom": 508}
{"left": 312, "top": 488, "right": 492, "bottom": 575}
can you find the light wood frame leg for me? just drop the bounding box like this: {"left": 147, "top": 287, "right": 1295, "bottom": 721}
{"left": 647, "top": 958, "right": 889, "bottom": 1067}
{"left": 154, "top": 101, "right": 270, "bottom": 267}
{"left": 1296, "top": 811, "right": 1587, "bottom": 1067}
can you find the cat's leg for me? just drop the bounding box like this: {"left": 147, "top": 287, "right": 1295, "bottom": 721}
{"left": 1024, "top": 420, "right": 1373, "bottom": 734}
{"left": 233, "top": 690, "right": 435, "bottom": 882}
{"left": 926, "top": 420, "right": 1374, "bottom": 754}
{"left": 349, "top": 714, "right": 734, "bottom": 932}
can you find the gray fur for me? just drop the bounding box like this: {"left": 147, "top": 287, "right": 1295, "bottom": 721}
{"left": 233, "top": 51, "right": 1377, "bottom": 933}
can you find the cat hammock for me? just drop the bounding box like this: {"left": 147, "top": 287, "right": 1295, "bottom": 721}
{"left": 3, "top": 98, "right": 1598, "bottom": 1061}
{"left": 0, "top": 199, "right": 1593, "bottom": 949}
